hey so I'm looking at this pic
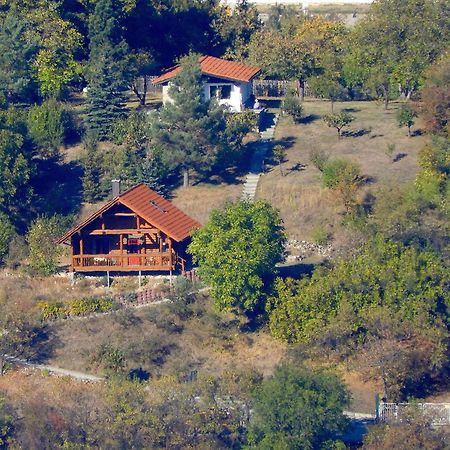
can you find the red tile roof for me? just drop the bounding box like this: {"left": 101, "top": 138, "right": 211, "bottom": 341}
{"left": 153, "top": 55, "right": 261, "bottom": 84}
{"left": 58, "top": 184, "right": 201, "bottom": 244}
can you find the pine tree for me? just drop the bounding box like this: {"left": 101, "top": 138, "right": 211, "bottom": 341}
{"left": 153, "top": 53, "right": 227, "bottom": 187}
{"left": 82, "top": 134, "right": 102, "bottom": 203}
{"left": 86, "top": 0, "right": 129, "bottom": 139}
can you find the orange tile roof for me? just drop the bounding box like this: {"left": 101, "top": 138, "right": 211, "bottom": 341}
{"left": 153, "top": 55, "right": 261, "bottom": 84}
{"left": 58, "top": 184, "right": 201, "bottom": 244}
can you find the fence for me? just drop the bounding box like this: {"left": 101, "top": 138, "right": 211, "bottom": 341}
{"left": 378, "top": 402, "right": 450, "bottom": 426}
{"left": 253, "top": 79, "right": 311, "bottom": 98}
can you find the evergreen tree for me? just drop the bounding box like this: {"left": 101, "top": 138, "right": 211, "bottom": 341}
{"left": 153, "top": 53, "right": 227, "bottom": 187}
{"left": 86, "top": 0, "right": 129, "bottom": 139}
{"left": 0, "top": 12, "right": 38, "bottom": 104}
{"left": 82, "top": 134, "right": 102, "bottom": 203}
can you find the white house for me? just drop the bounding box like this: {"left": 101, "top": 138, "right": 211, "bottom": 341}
{"left": 153, "top": 55, "right": 261, "bottom": 113}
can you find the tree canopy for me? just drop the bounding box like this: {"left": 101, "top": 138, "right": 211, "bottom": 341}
{"left": 189, "top": 200, "right": 286, "bottom": 315}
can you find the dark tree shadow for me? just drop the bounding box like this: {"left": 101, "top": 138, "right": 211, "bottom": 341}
{"left": 27, "top": 325, "right": 63, "bottom": 364}
{"left": 128, "top": 367, "right": 151, "bottom": 382}
{"left": 299, "top": 114, "right": 320, "bottom": 124}
{"left": 411, "top": 129, "right": 423, "bottom": 137}
{"left": 31, "top": 157, "right": 84, "bottom": 219}
{"left": 272, "top": 135, "right": 296, "bottom": 150}
{"left": 342, "top": 107, "right": 361, "bottom": 113}
{"left": 288, "top": 162, "right": 307, "bottom": 173}
{"left": 393, "top": 153, "right": 408, "bottom": 162}
{"left": 342, "top": 128, "right": 371, "bottom": 138}
{"left": 278, "top": 262, "right": 316, "bottom": 279}
{"left": 360, "top": 175, "right": 377, "bottom": 185}
{"left": 259, "top": 99, "right": 282, "bottom": 109}
{"left": 370, "top": 133, "right": 384, "bottom": 139}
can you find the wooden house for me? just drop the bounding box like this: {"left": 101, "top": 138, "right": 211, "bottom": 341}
{"left": 153, "top": 55, "right": 261, "bottom": 113}
{"left": 57, "top": 183, "right": 201, "bottom": 274}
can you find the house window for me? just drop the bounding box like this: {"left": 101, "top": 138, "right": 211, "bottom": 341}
{"left": 209, "top": 85, "right": 232, "bottom": 100}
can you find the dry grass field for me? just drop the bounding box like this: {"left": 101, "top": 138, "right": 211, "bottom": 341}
{"left": 257, "top": 99, "right": 427, "bottom": 241}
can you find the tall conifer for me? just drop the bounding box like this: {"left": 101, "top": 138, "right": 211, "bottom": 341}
{"left": 86, "top": 0, "right": 129, "bottom": 139}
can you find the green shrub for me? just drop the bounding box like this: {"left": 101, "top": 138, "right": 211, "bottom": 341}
{"left": 0, "top": 212, "right": 14, "bottom": 264}
{"left": 282, "top": 89, "right": 303, "bottom": 122}
{"left": 27, "top": 216, "right": 64, "bottom": 276}
{"left": 38, "top": 297, "right": 114, "bottom": 320}
{"left": 309, "top": 148, "right": 329, "bottom": 172}
{"left": 311, "top": 224, "right": 329, "bottom": 245}
{"left": 27, "top": 99, "right": 76, "bottom": 158}
{"left": 322, "top": 159, "right": 361, "bottom": 190}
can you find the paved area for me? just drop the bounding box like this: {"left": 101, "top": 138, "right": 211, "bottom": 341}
{"left": 242, "top": 112, "right": 278, "bottom": 201}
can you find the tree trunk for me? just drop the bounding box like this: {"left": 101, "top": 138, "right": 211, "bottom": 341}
{"left": 337, "top": 128, "right": 341, "bottom": 138}
{"left": 183, "top": 168, "right": 190, "bottom": 188}
{"left": 408, "top": 125, "right": 411, "bottom": 137}
{"left": 381, "top": 85, "right": 389, "bottom": 110}
{"left": 331, "top": 99, "right": 334, "bottom": 113}
{"left": 298, "top": 79, "right": 305, "bottom": 102}
{"left": 0, "top": 356, "right": 3, "bottom": 376}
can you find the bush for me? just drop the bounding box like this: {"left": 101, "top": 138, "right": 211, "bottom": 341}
{"left": 27, "top": 216, "right": 64, "bottom": 276}
{"left": 27, "top": 99, "right": 76, "bottom": 158}
{"left": 91, "top": 343, "right": 126, "bottom": 375}
{"left": 310, "top": 148, "right": 329, "bottom": 172}
{"left": 247, "top": 363, "right": 350, "bottom": 449}
{"left": 282, "top": 89, "right": 303, "bottom": 122}
{"left": 38, "top": 297, "right": 114, "bottom": 320}
{"left": 311, "top": 224, "right": 329, "bottom": 245}
{"left": 0, "top": 212, "right": 14, "bottom": 265}
{"left": 322, "top": 159, "right": 361, "bottom": 211}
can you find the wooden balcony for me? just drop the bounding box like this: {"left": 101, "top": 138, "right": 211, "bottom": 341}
{"left": 71, "top": 253, "right": 182, "bottom": 272}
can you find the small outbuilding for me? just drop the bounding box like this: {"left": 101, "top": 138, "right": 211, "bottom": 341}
{"left": 57, "top": 182, "right": 201, "bottom": 274}
{"left": 153, "top": 55, "right": 261, "bottom": 113}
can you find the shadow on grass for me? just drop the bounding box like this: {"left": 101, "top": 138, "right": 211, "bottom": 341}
{"left": 342, "top": 128, "right": 371, "bottom": 138}
{"left": 342, "top": 107, "right": 361, "bottom": 113}
{"left": 393, "top": 153, "right": 408, "bottom": 162}
{"left": 272, "top": 135, "right": 296, "bottom": 150}
{"left": 289, "top": 162, "right": 307, "bottom": 173}
{"left": 28, "top": 325, "right": 63, "bottom": 364}
{"left": 299, "top": 114, "right": 321, "bottom": 124}
{"left": 259, "top": 99, "right": 282, "bottom": 109}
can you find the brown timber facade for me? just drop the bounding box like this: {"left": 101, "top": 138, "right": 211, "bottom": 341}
{"left": 58, "top": 183, "right": 201, "bottom": 274}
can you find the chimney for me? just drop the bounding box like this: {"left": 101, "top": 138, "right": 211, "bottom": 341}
{"left": 112, "top": 179, "right": 121, "bottom": 198}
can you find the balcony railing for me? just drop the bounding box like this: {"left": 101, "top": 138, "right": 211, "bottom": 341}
{"left": 72, "top": 253, "right": 173, "bottom": 270}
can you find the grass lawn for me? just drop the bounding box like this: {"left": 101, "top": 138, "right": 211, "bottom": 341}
{"left": 257, "top": 99, "right": 427, "bottom": 242}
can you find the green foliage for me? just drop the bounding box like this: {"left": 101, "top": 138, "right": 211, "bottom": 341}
{"left": 247, "top": 364, "right": 350, "bottom": 450}
{"left": 311, "top": 224, "right": 329, "bottom": 246}
{"left": 322, "top": 159, "right": 361, "bottom": 212}
{"left": 272, "top": 144, "right": 287, "bottom": 176}
{"left": 153, "top": 53, "right": 227, "bottom": 187}
{"left": 86, "top": 0, "right": 129, "bottom": 139}
{"left": 344, "top": 0, "right": 449, "bottom": 107}
{"left": 0, "top": 397, "right": 13, "bottom": 447}
{"left": 268, "top": 238, "right": 450, "bottom": 344}
{"left": 38, "top": 297, "right": 114, "bottom": 321}
{"left": 0, "top": 12, "right": 38, "bottom": 103}
{"left": 0, "top": 117, "right": 33, "bottom": 225}
{"left": 27, "top": 99, "right": 75, "bottom": 157}
{"left": 323, "top": 112, "right": 354, "bottom": 137}
{"left": 0, "top": 213, "right": 14, "bottom": 265}
{"left": 397, "top": 104, "right": 417, "bottom": 137}
{"left": 420, "top": 55, "right": 450, "bottom": 136}
{"left": 282, "top": 90, "right": 303, "bottom": 122}
{"left": 309, "top": 148, "right": 329, "bottom": 172}
{"left": 189, "top": 200, "right": 286, "bottom": 315}
{"left": 82, "top": 134, "right": 102, "bottom": 203}
{"left": 91, "top": 343, "right": 126, "bottom": 375}
{"left": 26, "top": 216, "right": 64, "bottom": 276}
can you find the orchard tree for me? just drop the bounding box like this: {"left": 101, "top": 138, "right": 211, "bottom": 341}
{"left": 152, "top": 54, "right": 227, "bottom": 187}
{"left": 323, "top": 112, "right": 354, "bottom": 137}
{"left": 397, "top": 105, "right": 417, "bottom": 137}
{"left": 344, "top": 0, "right": 448, "bottom": 108}
{"left": 282, "top": 89, "right": 303, "bottom": 122}
{"left": 188, "top": 200, "right": 286, "bottom": 316}
{"left": 86, "top": 0, "right": 129, "bottom": 139}
{"left": 247, "top": 364, "right": 350, "bottom": 449}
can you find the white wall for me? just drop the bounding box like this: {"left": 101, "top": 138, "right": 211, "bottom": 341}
{"left": 162, "top": 80, "right": 254, "bottom": 113}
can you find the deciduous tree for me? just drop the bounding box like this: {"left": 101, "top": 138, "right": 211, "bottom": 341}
{"left": 188, "top": 200, "right": 286, "bottom": 315}
{"left": 247, "top": 364, "right": 350, "bottom": 449}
